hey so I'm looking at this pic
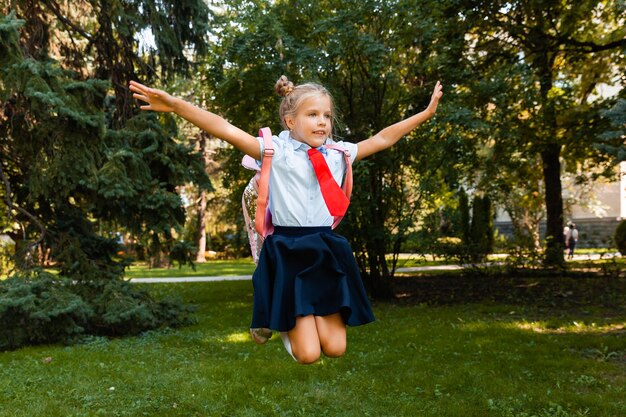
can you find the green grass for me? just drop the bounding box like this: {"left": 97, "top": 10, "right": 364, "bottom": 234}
{"left": 1, "top": 280, "right": 625, "bottom": 416}
{"left": 124, "top": 258, "right": 256, "bottom": 278}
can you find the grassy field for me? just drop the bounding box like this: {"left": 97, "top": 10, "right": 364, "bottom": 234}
{"left": 124, "top": 259, "right": 257, "bottom": 278}
{"left": 1, "top": 276, "right": 625, "bottom": 416}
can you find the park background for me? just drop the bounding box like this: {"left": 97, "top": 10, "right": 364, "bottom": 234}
{"left": 1, "top": 0, "right": 625, "bottom": 416}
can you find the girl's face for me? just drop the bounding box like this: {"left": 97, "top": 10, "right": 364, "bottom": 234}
{"left": 285, "top": 94, "right": 332, "bottom": 148}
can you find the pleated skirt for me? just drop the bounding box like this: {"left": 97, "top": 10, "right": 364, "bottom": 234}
{"left": 250, "top": 226, "right": 375, "bottom": 332}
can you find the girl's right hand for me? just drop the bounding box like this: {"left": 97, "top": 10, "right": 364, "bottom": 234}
{"left": 129, "top": 80, "right": 177, "bottom": 113}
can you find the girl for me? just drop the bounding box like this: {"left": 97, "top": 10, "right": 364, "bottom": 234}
{"left": 129, "top": 76, "right": 443, "bottom": 364}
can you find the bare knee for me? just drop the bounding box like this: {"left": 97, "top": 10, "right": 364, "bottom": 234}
{"left": 294, "top": 344, "right": 321, "bottom": 364}
{"left": 322, "top": 339, "right": 346, "bottom": 358}
{"left": 315, "top": 314, "right": 346, "bottom": 358}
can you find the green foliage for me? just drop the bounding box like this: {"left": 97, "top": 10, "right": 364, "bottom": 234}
{"left": 613, "top": 219, "right": 626, "bottom": 255}
{"left": 459, "top": 189, "right": 471, "bottom": 244}
{"left": 462, "top": 0, "right": 625, "bottom": 265}
{"left": 77, "top": 278, "right": 196, "bottom": 337}
{"left": 0, "top": 238, "right": 14, "bottom": 276}
{"left": 168, "top": 240, "right": 197, "bottom": 270}
{"left": 209, "top": 0, "right": 469, "bottom": 298}
{"left": 0, "top": 270, "right": 196, "bottom": 350}
{"left": 468, "top": 194, "right": 494, "bottom": 261}
{"left": 0, "top": 4, "right": 212, "bottom": 347}
{"left": 0, "top": 272, "right": 93, "bottom": 350}
{"left": 595, "top": 98, "right": 626, "bottom": 163}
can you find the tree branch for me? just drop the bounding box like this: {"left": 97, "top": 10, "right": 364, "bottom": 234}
{"left": 0, "top": 163, "right": 47, "bottom": 248}
{"left": 556, "top": 36, "right": 626, "bottom": 53}
{"left": 40, "top": 0, "right": 92, "bottom": 41}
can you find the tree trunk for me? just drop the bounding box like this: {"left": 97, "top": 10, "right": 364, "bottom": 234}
{"left": 365, "top": 235, "right": 394, "bottom": 300}
{"left": 195, "top": 132, "right": 210, "bottom": 263}
{"left": 363, "top": 161, "right": 394, "bottom": 300}
{"left": 534, "top": 35, "right": 565, "bottom": 266}
{"left": 195, "top": 189, "right": 208, "bottom": 263}
{"left": 541, "top": 144, "right": 565, "bottom": 265}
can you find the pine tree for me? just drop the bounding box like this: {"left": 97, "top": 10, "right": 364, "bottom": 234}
{"left": 0, "top": 0, "right": 211, "bottom": 348}
{"left": 468, "top": 194, "right": 494, "bottom": 262}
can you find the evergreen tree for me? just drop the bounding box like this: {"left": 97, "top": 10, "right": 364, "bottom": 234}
{"left": 0, "top": 0, "right": 211, "bottom": 348}
{"left": 595, "top": 94, "right": 626, "bottom": 163}
{"left": 467, "top": 194, "right": 494, "bottom": 261}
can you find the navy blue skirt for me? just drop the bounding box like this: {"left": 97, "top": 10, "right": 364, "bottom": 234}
{"left": 250, "top": 226, "right": 375, "bottom": 332}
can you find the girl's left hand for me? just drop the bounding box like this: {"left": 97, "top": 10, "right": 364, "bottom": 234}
{"left": 426, "top": 81, "right": 443, "bottom": 116}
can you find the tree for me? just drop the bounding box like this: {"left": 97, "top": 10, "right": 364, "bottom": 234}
{"left": 0, "top": 0, "right": 212, "bottom": 347}
{"left": 205, "top": 0, "right": 471, "bottom": 298}
{"left": 468, "top": 194, "right": 494, "bottom": 261}
{"left": 595, "top": 93, "right": 626, "bottom": 163}
{"left": 463, "top": 0, "right": 626, "bottom": 265}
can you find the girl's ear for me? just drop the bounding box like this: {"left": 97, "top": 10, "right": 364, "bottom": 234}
{"left": 285, "top": 115, "right": 295, "bottom": 130}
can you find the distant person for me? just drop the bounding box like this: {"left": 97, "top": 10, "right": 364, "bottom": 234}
{"left": 563, "top": 223, "right": 571, "bottom": 251}
{"left": 567, "top": 224, "right": 579, "bottom": 259}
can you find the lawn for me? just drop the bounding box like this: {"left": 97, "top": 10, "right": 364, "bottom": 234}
{"left": 1, "top": 277, "right": 625, "bottom": 416}
{"left": 124, "top": 258, "right": 256, "bottom": 278}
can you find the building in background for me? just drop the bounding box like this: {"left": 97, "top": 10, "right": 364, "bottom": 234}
{"left": 495, "top": 162, "right": 625, "bottom": 248}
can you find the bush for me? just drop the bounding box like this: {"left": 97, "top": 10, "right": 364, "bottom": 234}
{"left": 78, "top": 278, "right": 196, "bottom": 336}
{"left": 0, "top": 272, "right": 93, "bottom": 350}
{"left": 169, "top": 240, "right": 197, "bottom": 269}
{"left": 614, "top": 220, "right": 626, "bottom": 255}
{"left": 0, "top": 270, "right": 196, "bottom": 350}
{"left": 468, "top": 195, "right": 494, "bottom": 261}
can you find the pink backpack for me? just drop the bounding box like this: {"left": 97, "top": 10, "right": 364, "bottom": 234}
{"left": 241, "top": 127, "right": 354, "bottom": 263}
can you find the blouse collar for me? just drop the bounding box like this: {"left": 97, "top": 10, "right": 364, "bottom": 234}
{"left": 279, "top": 130, "right": 331, "bottom": 153}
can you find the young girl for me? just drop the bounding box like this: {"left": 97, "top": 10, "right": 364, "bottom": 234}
{"left": 129, "top": 76, "right": 443, "bottom": 364}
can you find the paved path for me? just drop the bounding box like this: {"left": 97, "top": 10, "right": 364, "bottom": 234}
{"left": 129, "top": 253, "right": 620, "bottom": 284}
{"left": 130, "top": 275, "right": 253, "bottom": 283}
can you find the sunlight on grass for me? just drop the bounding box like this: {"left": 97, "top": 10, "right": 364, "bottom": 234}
{"left": 222, "top": 331, "right": 251, "bottom": 344}
{"left": 461, "top": 318, "right": 626, "bottom": 335}
{"left": 516, "top": 320, "right": 626, "bottom": 334}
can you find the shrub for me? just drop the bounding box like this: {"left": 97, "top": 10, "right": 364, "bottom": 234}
{"left": 0, "top": 270, "right": 196, "bottom": 350}
{"left": 169, "top": 240, "right": 197, "bottom": 269}
{"left": 0, "top": 272, "right": 93, "bottom": 350}
{"left": 614, "top": 219, "right": 626, "bottom": 255}
{"left": 468, "top": 195, "right": 494, "bottom": 262}
{"left": 77, "top": 278, "right": 196, "bottom": 336}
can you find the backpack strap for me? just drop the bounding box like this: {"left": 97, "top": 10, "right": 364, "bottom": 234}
{"left": 255, "top": 127, "right": 274, "bottom": 237}
{"left": 323, "top": 144, "right": 353, "bottom": 229}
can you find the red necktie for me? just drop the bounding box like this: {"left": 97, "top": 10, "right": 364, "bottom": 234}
{"left": 307, "top": 148, "right": 350, "bottom": 216}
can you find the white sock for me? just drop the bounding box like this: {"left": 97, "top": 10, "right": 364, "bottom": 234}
{"left": 280, "top": 332, "right": 296, "bottom": 361}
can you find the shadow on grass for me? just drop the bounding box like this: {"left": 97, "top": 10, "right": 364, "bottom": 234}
{"left": 393, "top": 272, "right": 626, "bottom": 313}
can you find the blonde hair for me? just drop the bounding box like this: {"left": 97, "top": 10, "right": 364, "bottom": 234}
{"left": 274, "top": 75, "right": 335, "bottom": 131}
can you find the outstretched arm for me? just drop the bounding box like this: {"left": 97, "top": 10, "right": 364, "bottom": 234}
{"left": 129, "top": 81, "right": 261, "bottom": 160}
{"left": 355, "top": 81, "right": 443, "bottom": 161}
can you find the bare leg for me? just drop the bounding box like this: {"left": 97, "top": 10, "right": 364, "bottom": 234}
{"left": 288, "top": 315, "right": 321, "bottom": 364}
{"left": 287, "top": 313, "right": 347, "bottom": 364}
{"left": 315, "top": 313, "right": 347, "bottom": 358}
